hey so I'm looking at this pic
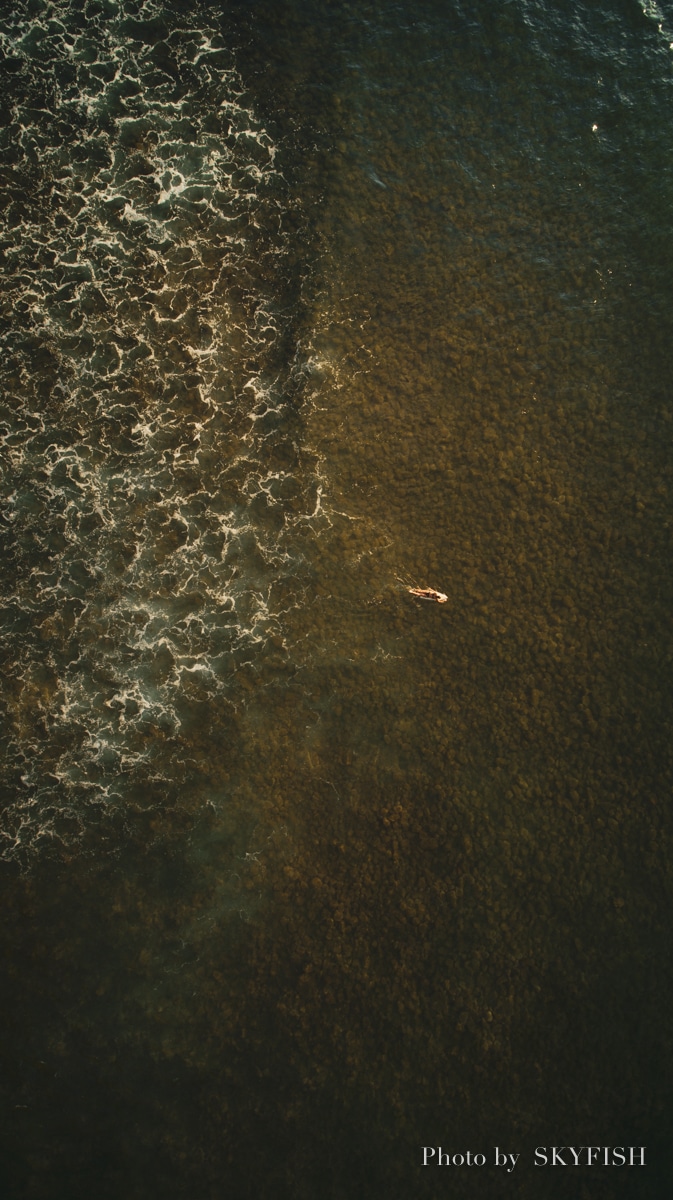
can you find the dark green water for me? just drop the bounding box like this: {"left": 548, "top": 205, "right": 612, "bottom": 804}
{"left": 1, "top": 1, "right": 672, "bottom": 1197}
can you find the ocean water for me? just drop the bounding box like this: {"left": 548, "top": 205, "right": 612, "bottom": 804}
{"left": 1, "top": 0, "right": 672, "bottom": 1197}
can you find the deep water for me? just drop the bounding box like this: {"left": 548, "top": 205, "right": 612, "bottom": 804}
{"left": 1, "top": 1, "right": 673, "bottom": 1197}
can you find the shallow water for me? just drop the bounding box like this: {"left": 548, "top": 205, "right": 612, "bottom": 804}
{"left": 1, "top": 1, "right": 673, "bottom": 1197}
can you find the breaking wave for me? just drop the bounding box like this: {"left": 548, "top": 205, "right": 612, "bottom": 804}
{"left": 0, "top": 0, "right": 323, "bottom": 863}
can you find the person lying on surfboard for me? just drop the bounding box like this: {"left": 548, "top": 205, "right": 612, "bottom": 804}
{"left": 396, "top": 576, "right": 448, "bottom": 604}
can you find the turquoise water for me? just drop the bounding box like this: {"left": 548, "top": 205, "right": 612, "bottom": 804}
{"left": 1, "top": 1, "right": 672, "bottom": 1196}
